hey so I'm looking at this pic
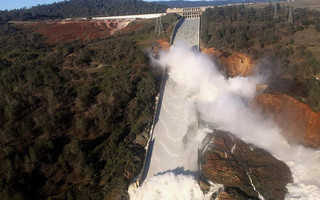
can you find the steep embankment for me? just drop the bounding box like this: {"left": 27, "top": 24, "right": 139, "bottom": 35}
{"left": 201, "top": 47, "right": 255, "bottom": 77}
{"left": 203, "top": 47, "right": 320, "bottom": 149}
{"left": 253, "top": 92, "right": 320, "bottom": 148}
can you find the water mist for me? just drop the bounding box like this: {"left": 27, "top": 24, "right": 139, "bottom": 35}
{"left": 129, "top": 43, "right": 320, "bottom": 200}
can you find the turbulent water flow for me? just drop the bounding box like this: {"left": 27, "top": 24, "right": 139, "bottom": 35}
{"left": 129, "top": 18, "right": 211, "bottom": 200}
{"left": 129, "top": 18, "right": 320, "bottom": 200}
{"left": 141, "top": 18, "right": 202, "bottom": 183}
{"left": 173, "top": 18, "right": 200, "bottom": 50}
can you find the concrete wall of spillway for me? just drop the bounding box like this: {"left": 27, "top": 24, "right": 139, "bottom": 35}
{"left": 170, "top": 17, "right": 183, "bottom": 46}
{"left": 129, "top": 18, "right": 201, "bottom": 189}
{"left": 129, "top": 70, "right": 168, "bottom": 188}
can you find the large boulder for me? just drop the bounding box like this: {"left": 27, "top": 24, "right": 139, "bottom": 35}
{"left": 200, "top": 131, "right": 292, "bottom": 200}
{"left": 216, "top": 188, "right": 252, "bottom": 200}
{"left": 133, "top": 131, "right": 149, "bottom": 147}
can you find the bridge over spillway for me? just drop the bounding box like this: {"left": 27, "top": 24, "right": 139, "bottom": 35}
{"left": 140, "top": 17, "right": 201, "bottom": 184}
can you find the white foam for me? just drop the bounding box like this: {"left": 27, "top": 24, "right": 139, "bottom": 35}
{"left": 129, "top": 172, "right": 209, "bottom": 200}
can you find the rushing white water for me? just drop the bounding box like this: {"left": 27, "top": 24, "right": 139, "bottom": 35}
{"left": 130, "top": 172, "right": 210, "bottom": 200}
{"left": 173, "top": 18, "right": 200, "bottom": 50}
{"left": 141, "top": 72, "right": 202, "bottom": 182}
{"left": 129, "top": 42, "right": 320, "bottom": 199}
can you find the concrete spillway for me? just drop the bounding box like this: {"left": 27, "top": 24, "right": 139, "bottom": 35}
{"left": 173, "top": 18, "right": 200, "bottom": 50}
{"left": 142, "top": 18, "right": 200, "bottom": 183}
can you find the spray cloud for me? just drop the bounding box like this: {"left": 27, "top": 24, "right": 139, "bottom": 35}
{"left": 130, "top": 42, "right": 320, "bottom": 200}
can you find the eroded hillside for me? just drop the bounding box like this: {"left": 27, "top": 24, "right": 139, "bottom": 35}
{"left": 201, "top": 5, "right": 320, "bottom": 150}
{"left": 21, "top": 19, "right": 131, "bottom": 43}
{"left": 253, "top": 92, "right": 320, "bottom": 148}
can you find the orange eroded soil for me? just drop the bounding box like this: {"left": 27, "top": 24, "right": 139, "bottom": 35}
{"left": 27, "top": 19, "right": 130, "bottom": 43}
{"left": 153, "top": 37, "right": 170, "bottom": 54}
{"left": 202, "top": 47, "right": 255, "bottom": 77}
{"left": 253, "top": 92, "right": 320, "bottom": 148}
{"left": 202, "top": 47, "right": 320, "bottom": 148}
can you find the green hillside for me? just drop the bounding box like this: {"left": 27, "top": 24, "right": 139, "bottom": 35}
{"left": 0, "top": 12, "right": 179, "bottom": 200}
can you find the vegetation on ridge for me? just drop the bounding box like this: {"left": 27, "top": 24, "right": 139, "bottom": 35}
{"left": 201, "top": 5, "right": 320, "bottom": 111}
{"left": 0, "top": 0, "right": 167, "bottom": 21}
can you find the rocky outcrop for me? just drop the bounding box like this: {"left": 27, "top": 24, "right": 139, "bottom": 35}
{"left": 200, "top": 131, "right": 292, "bottom": 200}
{"left": 201, "top": 47, "right": 254, "bottom": 77}
{"left": 216, "top": 188, "right": 252, "bottom": 200}
{"left": 133, "top": 131, "right": 149, "bottom": 147}
{"left": 253, "top": 92, "right": 320, "bottom": 148}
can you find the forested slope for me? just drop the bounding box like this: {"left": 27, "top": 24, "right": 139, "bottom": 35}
{"left": 201, "top": 5, "right": 320, "bottom": 111}
{"left": 0, "top": 14, "right": 172, "bottom": 198}
{"left": 0, "top": 0, "right": 167, "bottom": 21}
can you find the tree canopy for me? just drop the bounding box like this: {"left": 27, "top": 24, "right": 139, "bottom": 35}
{"left": 0, "top": 0, "right": 167, "bottom": 21}
{"left": 0, "top": 17, "right": 165, "bottom": 199}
